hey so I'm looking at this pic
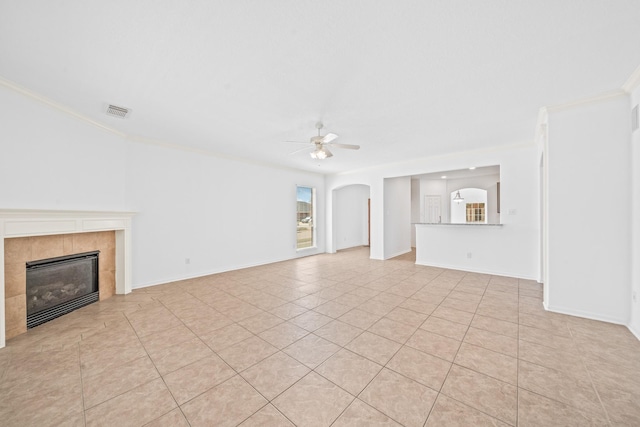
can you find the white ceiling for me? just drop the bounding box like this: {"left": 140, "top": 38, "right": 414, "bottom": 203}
{"left": 1, "top": 1, "right": 639, "bottom": 174}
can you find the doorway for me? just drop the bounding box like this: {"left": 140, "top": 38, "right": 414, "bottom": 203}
{"left": 424, "top": 195, "right": 441, "bottom": 223}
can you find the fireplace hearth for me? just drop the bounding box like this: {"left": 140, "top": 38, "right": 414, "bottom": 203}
{"left": 26, "top": 251, "right": 99, "bottom": 328}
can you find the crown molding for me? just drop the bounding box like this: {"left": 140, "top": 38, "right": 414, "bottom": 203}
{"left": 0, "top": 76, "right": 126, "bottom": 138}
{"left": 622, "top": 64, "right": 640, "bottom": 93}
{"left": 0, "top": 76, "right": 319, "bottom": 176}
{"left": 545, "top": 89, "right": 627, "bottom": 114}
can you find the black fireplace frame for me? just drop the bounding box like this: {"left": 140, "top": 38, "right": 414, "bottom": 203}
{"left": 26, "top": 250, "right": 100, "bottom": 328}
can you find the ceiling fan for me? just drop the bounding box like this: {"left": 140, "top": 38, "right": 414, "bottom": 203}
{"left": 287, "top": 122, "right": 360, "bottom": 159}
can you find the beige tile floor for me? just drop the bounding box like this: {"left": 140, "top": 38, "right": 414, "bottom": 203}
{"left": 1, "top": 247, "right": 640, "bottom": 426}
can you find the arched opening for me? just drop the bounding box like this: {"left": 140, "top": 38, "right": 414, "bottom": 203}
{"left": 451, "top": 188, "right": 488, "bottom": 223}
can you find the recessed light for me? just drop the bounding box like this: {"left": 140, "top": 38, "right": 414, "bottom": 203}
{"left": 441, "top": 175, "right": 447, "bottom": 179}
{"left": 469, "top": 167, "right": 476, "bottom": 170}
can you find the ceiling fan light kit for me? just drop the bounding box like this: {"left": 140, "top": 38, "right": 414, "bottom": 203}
{"left": 287, "top": 122, "right": 359, "bottom": 160}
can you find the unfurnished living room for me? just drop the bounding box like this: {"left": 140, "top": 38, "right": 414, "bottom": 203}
{"left": 1, "top": 1, "right": 640, "bottom": 426}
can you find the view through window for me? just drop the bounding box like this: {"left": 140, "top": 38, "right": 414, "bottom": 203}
{"left": 296, "top": 186, "right": 314, "bottom": 249}
{"left": 466, "top": 202, "right": 486, "bottom": 222}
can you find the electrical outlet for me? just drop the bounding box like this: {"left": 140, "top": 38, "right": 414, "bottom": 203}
{"left": 467, "top": 252, "right": 472, "bottom": 259}
{"left": 634, "top": 291, "right": 637, "bottom": 303}
{"left": 508, "top": 209, "right": 517, "bottom": 215}
{"left": 185, "top": 258, "right": 190, "bottom": 265}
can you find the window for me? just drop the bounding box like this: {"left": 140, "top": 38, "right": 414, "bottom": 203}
{"left": 296, "top": 186, "right": 315, "bottom": 249}
{"left": 466, "top": 203, "right": 486, "bottom": 222}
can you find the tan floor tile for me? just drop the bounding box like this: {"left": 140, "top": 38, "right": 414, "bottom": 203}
{"left": 82, "top": 355, "right": 159, "bottom": 409}
{"left": 292, "top": 294, "right": 328, "bottom": 309}
{"left": 368, "top": 317, "right": 417, "bottom": 344}
{"left": 145, "top": 408, "right": 190, "bottom": 427}
{"left": 518, "top": 360, "right": 605, "bottom": 417}
{"left": 454, "top": 342, "right": 517, "bottom": 385}
{"left": 471, "top": 314, "right": 518, "bottom": 338}
{"left": 339, "top": 309, "right": 382, "bottom": 329}
{"left": 440, "top": 297, "right": 479, "bottom": 313}
{"left": 333, "top": 399, "right": 402, "bottom": 426}
{"left": 518, "top": 339, "right": 589, "bottom": 380}
{"left": 359, "top": 368, "right": 437, "bottom": 427}
{"left": 316, "top": 349, "right": 383, "bottom": 395}
{"left": 149, "top": 337, "right": 213, "bottom": 375}
{"left": 80, "top": 340, "right": 148, "bottom": 378}
{"left": 241, "top": 352, "right": 310, "bottom": 400}
{"left": 432, "top": 306, "right": 474, "bottom": 325}
{"left": 289, "top": 310, "right": 333, "bottom": 332}
{"left": 0, "top": 380, "right": 84, "bottom": 427}
{"left": 441, "top": 365, "right": 516, "bottom": 425}
{"left": 217, "top": 335, "right": 279, "bottom": 371}
{"left": 314, "top": 301, "right": 352, "bottom": 318}
{"left": 85, "top": 378, "right": 176, "bottom": 427}
{"left": 180, "top": 311, "right": 235, "bottom": 336}
{"left": 399, "top": 298, "right": 438, "bottom": 315}
{"left": 463, "top": 327, "right": 517, "bottom": 357}
{"left": 181, "top": 375, "right": 267, "bottom": 427}
{"left": 238, "top": 311, "right": 284, "bottom": 334}
{"left": 258, "top": 321, "right": 309, "bottom": 349}
{"left": 518, "top": 388, "right": 608, "bottom": 427}
{"left": 518, "top": 324, "right": 576, "bottom": 351}
{"left": 126, "top": 306, "right": 183, "bottom": 337}
{"left": 138, "top": 324, "right": 196, "bottom": 355}
{"left": 283, "top": 334, "right": 340, "bottom": 368}
{"left": 199, "top": 323, "right": 254, "bottom": 352}
{"left": 387, "top": 346, "right": 451, "bottom": 391}
{"left": 314, "top": 320, "right": 363, "bottom": 346}
{"left": 384, "top": 307, "right": 429, "bottom": 327}
{"left": 406, "top": 329, "right": 461, "bottom": 361}
{"left": 358, "top": 299, "right": 395, "bottom": 316}
{"left": 269, "top": 302, "right": 309, "bottom": 320}
{"left": 163, "top": 355, "right": 235, "bottom": 404}
{"left": 596, "top": 385, "right": 640, "bottom": 426}
{"left": 426, "top": 394, "right": 510, "bottom": 427}
{"left": 420, "top": 316, "right": 468, "bottom": 341}
{"left": 239, "top": 404, "right": 294, "bottom": 426}
{"left": 5, "top": 247, "right": 640, "bottom": 426}
{"left": 273, "top": 372, "right": 354, "bottom": 426}
{"left": 346, "top": 331, "right": 402, "bottom": 365}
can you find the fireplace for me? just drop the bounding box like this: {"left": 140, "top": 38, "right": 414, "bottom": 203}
{"left": 1, "top": 209, "right": 135, "bottom": 348}
{"left": 26, "top": 251, "right": 100, "bottom": 328}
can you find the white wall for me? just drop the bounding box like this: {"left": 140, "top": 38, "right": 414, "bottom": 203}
{"left": 410, "top": 180, "right": 420, "bottom": 247}
{"left": 333, "top": 184, "right": 369, "bottom": 251}
{"left": 0, "top": 84, "right": 326, "bottom": 288}
{"left": 630, "top": 85, "right": 640, "bottom": 338}
{"left": 0, "top": 85, "right": 127, "bottom": 210}
{"left": 383, "top": 176, "right": 412, "bottom": 259}
{"left": 545, "top": 93, "right": 631, "bottom": 324}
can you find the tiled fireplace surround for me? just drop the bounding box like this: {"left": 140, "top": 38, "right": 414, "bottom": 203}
{"left": 0, "top": 210, "right": 134, "bottom": 348}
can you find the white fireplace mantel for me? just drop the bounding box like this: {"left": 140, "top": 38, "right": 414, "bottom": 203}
{"left": 0, "top": 209, "right": 136, "bottom": 349}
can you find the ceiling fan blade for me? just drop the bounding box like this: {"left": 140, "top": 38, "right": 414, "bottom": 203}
{"left": 321, "top": 133, "right": 338, "bottom": 143}
{"left": 288, "top": 146, "right": 313, "bottom": 155}
{"left": 327, "top": 143, "right": 360, "bottom": 150}
{"left": 284, "top": 140, "right": 309, "bottom": 144}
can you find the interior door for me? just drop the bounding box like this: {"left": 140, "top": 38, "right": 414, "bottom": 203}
{"left": 424, "top": 195, "right": 441, "bottom": 223}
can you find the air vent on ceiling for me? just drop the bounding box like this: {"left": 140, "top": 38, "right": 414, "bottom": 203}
{"left": 106, "top": 104, "right": 131, "bottom": 119}
{"left": 632, "top": 104, "right": 639, "bottom": 132}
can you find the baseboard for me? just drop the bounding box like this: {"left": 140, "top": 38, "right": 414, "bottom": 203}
{"left": 544, "top": 303, "right": 627, "bottom": 325}
{"left": 628, "top": 324, "right": 640, "bottom": 341}
{"left": 384, "top": 249, "right": 412, "bottom": 260}
{"left": 414, "top": 260, "right": 537, "bottom": 281}
{"left": 132, "top": 251, "right": 324, "bottom": 289}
